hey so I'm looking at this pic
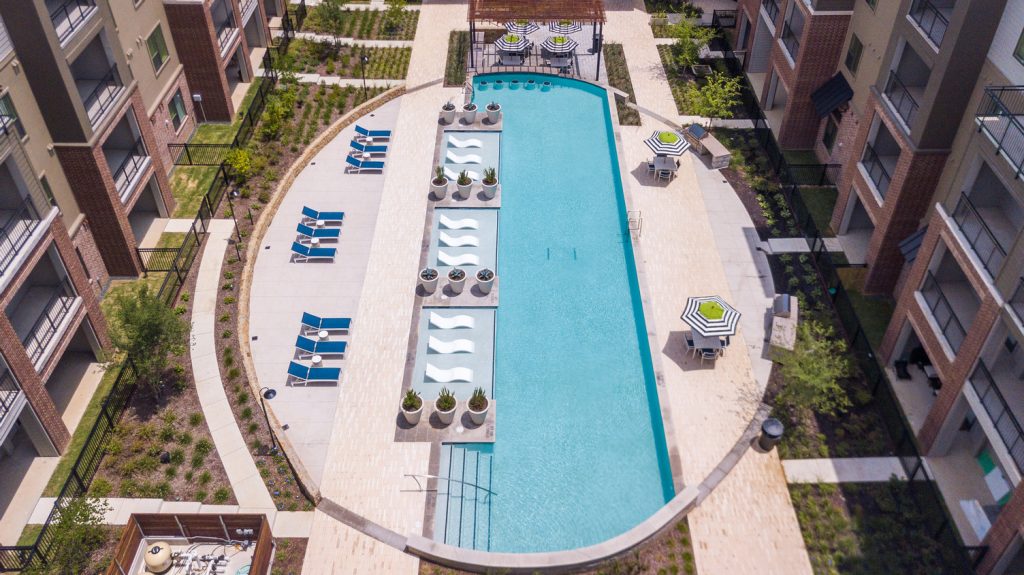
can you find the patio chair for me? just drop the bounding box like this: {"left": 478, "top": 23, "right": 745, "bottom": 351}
{"left": 700, "top": 349, "right": 718, "bottom": 366}
{"left": 350, "top": 140, "right": 388, "bottom": 156}
{"left": 301, "top": 206, "right": 345, "bottom": 226}
{"left": 287, "top": 361, "right": 341, "bottom": 386}
{"left": 684, "top": 332, "right": 697, "bottom": 358}
{"left": 657, "top": 169, "right": 673, "bottom": 181}
{"left": 646, "top": 160, "right": 656, "bottom": 174}
{"left": 296, "top": 223, "right": 340, "bottom": 241}
{"left": 354, "top": 125, "right": 392, "bottom": 141}
{"left": 295, "top": 335, "right": 347, "bottom": 358}
{"left": 300, "top": 312, "right": 352, "bottom": 334}
{"left": 291, "top": 242, "right": 336, "bottom": 262}
{"left": 345, "top": 155, "right": 385, "bottom": 174}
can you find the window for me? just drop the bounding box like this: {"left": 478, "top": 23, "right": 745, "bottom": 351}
{"left": 823, "top": 115, "right": 839, "bottom": 153}
{"left": 39, "top": 176, "right": 55, "bottom": 207}
{"left": 168, "top": 90, "right": 186, "bottom": 131}
{"left": 0, "top": 94, "right": 24, "bottom": 138}
{"left": 845, "top": 35, "right": 863, "bottom": 74}
{"left": 146, "top": 26, "right": 169, "bottom": 72}
{"left": 865, "top": 0, "right": 877, "bottom": 10}
{"left": 1015, "top": 29, "right": 1024, "bottom": 65}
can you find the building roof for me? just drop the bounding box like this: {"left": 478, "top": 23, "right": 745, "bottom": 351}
{"left": 468, "top": 0, "right": 606, "bottom": 23}
{"left": 811, "top": 73, "right": 853, "bottom": 118}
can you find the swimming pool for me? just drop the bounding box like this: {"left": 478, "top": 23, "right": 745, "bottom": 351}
{"left": 438, "top": 74, "right": 673, "bottom": 552}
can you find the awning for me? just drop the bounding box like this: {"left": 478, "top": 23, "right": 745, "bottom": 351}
{"left": 811, "top": 73, "right": 853, "bottom": 118}
{"left": 899, "top": 226, "right": 928, "bottom": 263}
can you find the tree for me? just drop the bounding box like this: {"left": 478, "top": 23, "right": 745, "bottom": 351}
{"left": 24, "top": 497, "right": 110, "bottom": 575}
{"left": 315, "top": 0, "right": 347, "bottom": 43}
{"left": 383, "top": 0, "right": 407, "bottom": 33}
{"left": 774, "top": 319, "right": 854, "bottom": 417}
{"left": 671, "top": 19, "right": 717, "bottom": 69}
{"left": 684, "top": 71, "right": 743, "bottom": 122}
{"left": 108, "top": 283, "right": 188, "bottom": 393}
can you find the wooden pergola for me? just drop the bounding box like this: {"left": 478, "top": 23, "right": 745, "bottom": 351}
{"left": 467, "top": 0, "right": 607, "bottom": 80}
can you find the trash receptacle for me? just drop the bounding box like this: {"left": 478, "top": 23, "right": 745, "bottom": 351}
{"left": 758, "top": 418, "right": 784, "bottom": 451}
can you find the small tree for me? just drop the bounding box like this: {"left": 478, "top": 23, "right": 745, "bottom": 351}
{"left": 24, "top": 497, "right": 110, "bottom": 575}
{"left": 383, "top": 0, "right": 407, "bottom": 33}
{"left": 108, "top": 283, "right": 188, "bottom": 393}
{"left": 671, "top": 19, "right": 717, "bottom": 69}
{"left": 774, "top": 319, "right": 854, "bottom": 417}
{"left": 684, "top": 72, "right": 743, "bottom": 122}
{"left": 316, "top": 0, "right": 347, "bottom": 44}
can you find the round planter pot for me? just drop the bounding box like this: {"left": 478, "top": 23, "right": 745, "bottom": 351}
{"left": 402, "top": 404, "right": 423, "bottom": 426}
{"left": 476, "top": 269, "right": 495, "bottom": 294}
{"left": 486, "top": 106, "right": 501, "bottom": 123}
{"left": 482, "top": 181, "right": 498, "bottom": 200}
{"left": 431, "top": 178, "right": 449, "bottom": 199}
{"left": 440, "top": 107, "right": 456, "bottom": 124}
{"left": 419, "top": 268, "right": 439, "bottom": 294}
{"left": 435, "top": 399, "right": 457, "bottom": 425}
{"left": 462, "top": 106, "right": 478, "bottom": 124}
{"left": 448, "top": 273, "right": 467, "bottom": 295}
{"left": 468, "top": 402, "right": 489, "bottom": 425}
{"left": 456, "top": 182, "right": 473, "bottom": 200}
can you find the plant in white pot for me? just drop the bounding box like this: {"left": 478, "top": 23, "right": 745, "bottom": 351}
{"left": 456, "top": 170, "right": 473, "bottom": 200}
{"left": 419, "top": 267, "right": 439, "bottom": 294}
{"left": 401, "top": 389, "right": 423, "bottom": 426}
{"left": 462, "top": 101, "right": 478, "bottom": 124}
{"left": 476, "top": 268, "right": 495, "bottom": 294}
{"left": 486, "top": 101, "right": 501, "bottom": 123}
{"left": 481, "top": 167, "right": 498, "bottom": 200}
{"left": 440, "top": 100, "right": 456, "bottom": 124}
{"left": 435, "top": 387, "right": 457, "bottom": 425}
{"left": 468, "top": 387, "right": 489, "bottom": 425}
{"left": 448, "top": 267, "right": 467, "bottom": 294}
{"left": 431, "top": 165, "right": 448, "bottom": 199}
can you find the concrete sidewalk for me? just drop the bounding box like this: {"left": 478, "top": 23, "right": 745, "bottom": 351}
{"left": 783, "top": 458, "right": 910, "bottom": 483}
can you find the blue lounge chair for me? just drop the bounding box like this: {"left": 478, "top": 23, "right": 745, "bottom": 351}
{"left": 301, "top": 312, "right": 352, "bottom": 334}
{"left": 287, "top": 361, "right": 341, "bottom": 386}
{"left": 350, "top": 140, "right": 388, "bottom": 155}
{"left": 354, "top": 125, "right": 392, "bottom": 141}
{"left": 295, "top": 335, "right": 348, "bottom": 358}
{"left": 301, "top": 206, "right": 344, "bottom": 225}
{"left": 345, "top": 156, "right": 385, "bottom": 173}
{"left": 291, "top": 242, "right": 336, "bottom": 262}
{"left": 296, "top": 223, "right": 341, "bottom": 241}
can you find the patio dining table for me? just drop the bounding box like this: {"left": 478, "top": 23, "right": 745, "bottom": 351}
{"left": 654, "top": 155, "right": 679, "bottom": 179}
{"left": 692, "top": 332, "right": 722, "bottom": 350}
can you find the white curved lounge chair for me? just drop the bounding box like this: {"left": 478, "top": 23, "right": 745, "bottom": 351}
{"left": 439, "top": 232, "right": 480, "bottom": 247}
{"left": 425, "top": 364, "right": 474, "bottom": 383}
{"left": 446, "top": 150, "right": 484, "bottom": 164}
{"left": 429, "top": 312, "right": 475, "bottom": 329}
{"left": 428, "top": 336, "right": 475, "bottom": 354}
{"left": 448, "top": 135, "right": 483, "bottom": 148}
{"left": 444, "top": 167, "right": 480, "bottom": 181}
{"left": 438, "top": 215, "right": 479, "bottom": 230}
{"left": 438, "top": 251, "right": 480, "bottom": 266}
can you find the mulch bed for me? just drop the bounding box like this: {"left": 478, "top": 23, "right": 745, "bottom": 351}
{"left": 302, "top": 6, "right": 419, "bottom": 40}
{"left": 271, "top": 538, "right": 308, "bottom": 575}
{"left": 288, "top": 39, "right": 411, "bottom": 79}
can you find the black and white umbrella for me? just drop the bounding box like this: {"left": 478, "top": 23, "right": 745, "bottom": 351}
{"left": 494, "top": 33, "right": 531, "bottom": 52}
{"left": 541, "top": 35, "right": 579, "bottom": 54}
{"left": 548, "top": 20, "right": 583, "bottom": 34}
{"left": 644, "top": 130, "right": 690, "bottom": 156}
{"left": 680, "top": 296, "right": 741, "bottom": 337}
{"left": 505, "top": 20, "right": 539, "bottom": 35}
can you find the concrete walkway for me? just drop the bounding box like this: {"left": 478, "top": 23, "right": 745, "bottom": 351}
{"left": 294, "top": 73, "right": 404, "bottom": 88}
{"left": 783, "top": 458, "right": 910, "bottom": 483}
{"left": 295, "top": 31, "right": 414, "bottom": 47}
{"left": 766, "top": 237, "right": 844, "bottom": 253}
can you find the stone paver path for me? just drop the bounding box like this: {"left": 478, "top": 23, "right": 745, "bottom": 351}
{"left": 783, "top": 458, "right": 910, "bottom": 483}
{"left": 766, "top": 237, "right": 845, "bottom": 253}
{"left": 295, "top": 31, "right": 414, "bottom": 47}
{"left": 294, "top": 73, "right": 404, "bottom": 87}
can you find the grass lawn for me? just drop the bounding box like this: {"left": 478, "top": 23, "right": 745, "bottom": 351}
{"left": 797, "top": 186, "right": 838, "bottom": 237}
{"left": 16, "top": 524, "right": 41, "bottom": 546}
{"left": 171, "top": 166, "right": 221, "bottom": 217}
{"left": 783, "top": 150, "right": 820, "bottom": 165}
{"left": 602, "top": 44, "right": 641, "bottom": 126}
{"left": 837, "top": 267, "right": 895, "bottom": 350}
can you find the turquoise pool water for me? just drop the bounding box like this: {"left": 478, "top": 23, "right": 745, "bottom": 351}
{"left": 467, "top": 74, "right": 674, "bottom": 552}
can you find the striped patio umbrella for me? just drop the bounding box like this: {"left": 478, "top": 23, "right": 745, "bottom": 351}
{"left": 494, "top": 33, "right": 531, "bottom": 52}
{"left": 680, "top": 296, "right": 741, "bottom": 337}
{"left": 505, "top": 20, "right": 540, "bottom": 35}
{"left": 548, "top": 20, "right": 583, "bottom": 34}
{"left": 644, "top": 130, "right": 690, "bottom": 156}
{"left": 541, "top": 35, "right": 579, "bottom": 54}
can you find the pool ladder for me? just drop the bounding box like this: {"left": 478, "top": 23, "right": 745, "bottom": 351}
{"left": 628, "top": 210, "right": 643, "bottom": 238}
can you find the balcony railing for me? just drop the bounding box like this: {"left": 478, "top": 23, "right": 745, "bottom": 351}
{"left": 49, "top": 0, "right": 97, "bottom": 45}
{"left": 861, "top": 142, "right": 892, "bottom": 198}
{"left": 216, "top": 15, "right": 238, "bottom": 52}
{"left": 976, "top": 87, "right": 1024, "bottom": 179}
{"left": 884, "top": 70, "right": 921, "bottom": 129}
{"left": 909, "top": 0, "right": 949, "bottom": 48}
{"left": 0, "top": 367, "right": 21, "bottom": 431}
{"left": 951, "top": 194, "right": 1007, "bottom": 279}
{"left": 921, "top": 271, "right": 968, "bottom": 353}
{"left": 81, "top": 64, "right": 123, "bottom": 125}
{"left": 0, "top": 196, "right": 43, "bottom": 276}
{"left": 762, "top": 0, "right": 781, "bottom": 23}
{"left": 781, "top": 22, "right": 801, "bottom": 62}
{"left": 970, "top": 360, "right": 1024, "bottom": 475}
{"left": 22, "top": 278, "right": 77, "bottom": 368}
{"left": 240, "top": 0, "right": 258, "bottom": 21}
{"left": 1011, "top": 278, "right": 1024, "bottom": 323}
{"left": 111, "top": 138, "right": 149, "bottom": 201}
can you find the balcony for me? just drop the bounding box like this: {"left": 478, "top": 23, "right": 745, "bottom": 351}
{"left": 920, "top": 268, "right": 976, "bottom": 354}
{"left": 861, "top": 142, "right": 895, "bottom": 198}
{"left": 909, "top": 0, "right": 952, "bottom": 48}
{"left": 970, "top": 360, "right": 1024, "bottom": 476}
{"left": 8, "top": 276, "right": 78, "bottom": 370}
{"left": 950, "top": 193, "right": 1013, "bottom": 280}
{"left": 0, "top": 197, "right": 44, "bottom": 277}
{"left": 106, "top": 138, "right": 149, "bottom": 203}
{"left": 885, "top": 71, "right": 922, "bottom": 128}
{"left": 762, "top": 0, "right": 781, "bottom": 23}
{"left": 1012, "top": 279, "right": 1024, "bottom": 324}
{"left": 977, "top": 87, "right": 1024, "bottom": 179}
{"left": 47, "top": 0, "right": 97, "bottom": 46}
{"left": 0, "top": 366, "right": 23, "bottom": 443}
{"left": 781, "top": 22, "right": 801, "bottom": 63}
{"left": 213, "top": 0, "right": 238, "bottom": 55}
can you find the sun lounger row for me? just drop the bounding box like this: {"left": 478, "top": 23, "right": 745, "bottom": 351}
{"left": 293, "top": 207, "right": 346, "bottom": 261}
{"left": 288, "top": 312, "right": 353, "bottom": 385}
{"left": 346, "top": 126, "right": 392, "bottom": 173}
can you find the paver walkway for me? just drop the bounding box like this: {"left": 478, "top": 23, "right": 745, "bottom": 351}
{"left": 294, "top": 73, "right": 404, "bottom": 87}
{"left": 783, "top": 458, "right": 910, "bottom": 483}
{"left": 295, "top": 31, "right": 414, "bottom": 47}
{"left": 766, "top": 237, "right": 845, "bottom": 253}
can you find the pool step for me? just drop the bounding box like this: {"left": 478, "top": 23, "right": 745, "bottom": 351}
{"left": 435, "top": 444, "right": 493, "bottom": 550}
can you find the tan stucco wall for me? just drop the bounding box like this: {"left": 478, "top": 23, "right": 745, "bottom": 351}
{"left": 108, "top": 0, "right": 184, "bottom": 113}
{"left": 839, "top": 0, "right": 903, "bottom": 117}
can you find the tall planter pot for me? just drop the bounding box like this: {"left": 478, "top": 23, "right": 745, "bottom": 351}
{"left": 440, "top": 104, "right": 456, "bottom": 124}
{"left": 462, "top": 103, "right": 478, "bottom": 124}
{"left": 419, "top": 268, "right": 439, "bottom": 294}
{"left": 468, "top": 400, "right": 489, "bottom": 425}
{"left": 476, "top": 268, "right": 495, "bottom": 294}
{"left": 486, "top": 103, "right": 501, "bottom": 124}
{"left": 402, "top": 403, "right": 423, "bottom": 426}
{"left": 448, "top": 268, "right": 467, "bottom": 295}
{"left": 482, "top": 180, "right": 498, "bottom": 200}
{"left": 435, "top": 398, "right": 457, "bottom": 425}
{"left": 431, "top": 177, "right": 449, "bottom": 199}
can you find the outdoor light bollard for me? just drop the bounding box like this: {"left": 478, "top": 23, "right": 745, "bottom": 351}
{"left": 758, "top": 418, "right": 784, "bottom": 452}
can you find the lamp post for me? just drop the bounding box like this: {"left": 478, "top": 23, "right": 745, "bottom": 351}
{"left": 227, "top": 189, "right": 242, "bottom": 260}
{"left": 360, "top": 52, "right": 369, "bottom": 101}
{"left": 258, "top": 387, "right": 278, "bottom": 454}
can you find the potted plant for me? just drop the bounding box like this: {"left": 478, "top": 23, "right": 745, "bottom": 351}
{"left": 440, "top": 100, "right": 456, "bottom": 124}
{"left": 468, "top": 387, "right": 489, "bottom": 425}
{"left": 419, "top": 267, "right": 439, "bottom": 294}
{"left": 448, "top": 267, "right": 467, "bottom": 294}
{"left": 651, "top": 11, "right": 668, "bottom": 26}
{"left": 462, "top": 101, "right": 478, "bottom": 124}
{"left": 435, "top": 387, "right": 457, "bottom": 425}
{"left": 431, "top": 165, "right": 448, "bottom": 199}
{"left": 476, "top": 268, "right": 495, "bottom": 294}
{"left": 486, "top": 101, "right": 501, "bottom": 123}
{"left": 401, "top": 389, "right": 423, "bottom": 425}
{"left": 456, "top": 170, "right": 473, "bottom": 199}
{"left": 482, "top": 167, "right": 498, "bottom": 199}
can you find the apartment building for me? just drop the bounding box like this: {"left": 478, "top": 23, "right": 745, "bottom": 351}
{"left": 165, "top": 0, "right": 272, "bottom": 122}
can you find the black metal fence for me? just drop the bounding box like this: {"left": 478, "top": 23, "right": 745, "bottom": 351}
{"left": 168, "top": 143, "right": 232, "bottom": 166}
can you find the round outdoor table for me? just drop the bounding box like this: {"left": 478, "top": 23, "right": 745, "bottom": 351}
{"left": 317, "top": 330, "right": 329, "bottom": 341}
{"left": 311, "top": 355, "right": 323, "bottom": 366}
{"left": 361, "top": 153, "right": 371, "bottom": 160}
{"left": 315, "top": 219, "right": 326, "bottom": 228}
{"left": 309, "top": 238, "right": 320, "bottom": 247}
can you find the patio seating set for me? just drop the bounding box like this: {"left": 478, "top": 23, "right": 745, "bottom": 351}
{"left": 644, "top": 130, "right": 691, "bottom": 181}
{"left": 291, "top": 206, "right": 344, "bottom": 262}
{"left": 287, "top": 312, "right": 352, "bottom": 386}
{"left": 344, "top": 125, "right": 392, "bottom": 173}
{"left": 493, "top": 21, "right": 582, "bottom": 71}
{"left": 680, "top": 295, "right": 740, "bottom": 366}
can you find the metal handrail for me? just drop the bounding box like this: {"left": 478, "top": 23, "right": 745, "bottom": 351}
{"left": 861, "top": 142, "right": 892, "bottom": 197}
{"left": 781, "top": 21, "right": 800, "bottom": 61}
{"left": 884, "top": 70, "right": 921, "bottom": 128}
{"left": 920, "top": 271, "right": 968, "bottom": 353}
{"left": 0, "top": 196, "right": 42, "bottom": 276}
{"left": 22, "top": 277, "right": 77, "bottom": 367}
{"left": 0, "top": 366, "right": 21, "bottom": 428}
{"left": 909, "top": 0, "right": 949, "bottom": 47}
{"left": 111, "top": 137, "right": 149, "bottom": 200}
{"left": 1012, "top": 278, "right": 1024, "bottom": 323}
{"left": 216, "top": 14, "right": 237, "bottom": 52}
{"left": 951, "top": 193, "right": 1008, "bottom": 279}
{"left": 970, "top": 360, "right": 1024, "bottom": 475}
{"left": 48, "top": 0, "right": 96, "bottom": 44}
{"left": 81, "top": 64, "right": 123, "bottom": 125}
{"left": 404, "top": 474, "right": 498, "bottom": 496}
{"left": 762, "top": 0, "right": 780, "bottom": 22}
{"left": 976, "top": 86, "right": 1024, "bottom": 179}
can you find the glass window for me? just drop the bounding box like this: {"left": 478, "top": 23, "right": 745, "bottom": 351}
{"left": 39, "top": 176, "right": 55, "bottom": 207}
{"left": 865, "top": 0, "right": 877, "bottom": 10}
{"left": 147, "top": 26, "right": 169, "bottom": 72}
{"left": 845, "top": 35, "right": 863, "bottom": 74}
{"left": 169, "top": 90, "right": 186, "bottom": 131}
{"left": 823, "top": 115, "right": 839, "bottom": 153}
{"left": 1015, "top": 30, "right": 1024, "bottom": 65}
{"left": 0, "top": 94, "right": 24, "bottom": 138}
